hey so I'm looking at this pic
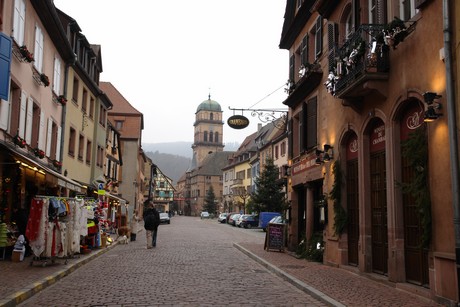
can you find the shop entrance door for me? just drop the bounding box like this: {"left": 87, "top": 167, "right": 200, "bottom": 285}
{"left": 347, "top": 158, "right": 359, "bottom": 266}
{"left": 402, "top": 155, "right": 429, "bottom": 286}
{"left": 400, "top": 104, "right": 429, "bottom": 287}
{"left": 370, "top": 150, "right": 388, "bottom": 275}
{"left": 297, "top": 186, "right": 306, "bottom": 243}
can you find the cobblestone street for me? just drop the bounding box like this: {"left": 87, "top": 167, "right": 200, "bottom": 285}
{"left": 16, "top": 216, "right": 325, "bottom": 306}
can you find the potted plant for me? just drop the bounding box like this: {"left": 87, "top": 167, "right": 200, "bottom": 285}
{"left": 33, "top": 148, "right": 45, "bottom": 159}
{"left": 53, "top": 159, "right": 62, "bottom": 168}
{"left": 18, "top": 45, "right": 34, "bottom": 63}
{"left": 380, "top": 17, "right": 408, "bottom": 49}
{"left": 57, "top": 95, "right": 67, "bottom": 105}
{"left": 13, "top": 135, "right": 26, "bottom": 148}
{"left": 40, "top": 73, "right": 50, "bottom": 87}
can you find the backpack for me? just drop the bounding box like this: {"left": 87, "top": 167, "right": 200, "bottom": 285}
{"left": 144, "top": 209, "right": 159, "bottom": 230}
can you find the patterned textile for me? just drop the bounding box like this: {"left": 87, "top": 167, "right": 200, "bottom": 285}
{"left": 25, "top": 199, "right": 44, "bottom": 241}
{"left": 29, "top": 199, "right": 48, "bottom": 257}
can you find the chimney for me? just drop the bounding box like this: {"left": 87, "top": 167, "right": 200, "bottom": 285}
{"left": 258, "top": 123, "right": 262, "bottom": 132}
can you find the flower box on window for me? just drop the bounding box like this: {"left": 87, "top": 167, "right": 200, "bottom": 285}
{"left": 40, "top": 73, "right": 50, "bottom": 87}
{"left": 57, "top": 95, "right": 67, "bottom": 105}
{"left": 18, "top": 45, "right": 34, "bottom": 63}
{"left": 53, "top": 160, "right": 62, "bottom": 168}
{"left": 13, "top": 135, "right": 26, "bottom": 148}
{"left": 33, "top": 148, "right": 45, "bottom": 159}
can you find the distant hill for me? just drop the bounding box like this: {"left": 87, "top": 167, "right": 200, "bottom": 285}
{"left": 142, "top": 142, "right": 240, "bottom": 185}
{"left": 144, "top": 151, "right": 190, "bottom": 185}
{"left": 142, "top": 141, "right": 240, "bottom": 158}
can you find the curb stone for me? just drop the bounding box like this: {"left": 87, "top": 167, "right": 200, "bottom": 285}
{"left": 234, "top": 242, "right": 345, "bottom": 307}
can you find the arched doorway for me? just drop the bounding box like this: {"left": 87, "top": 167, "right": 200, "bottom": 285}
{"left": 346, "top": 133, "right": 359, "bottom": 266}
{"left": 399, "top": 101, "right": 429, "bottom": 287}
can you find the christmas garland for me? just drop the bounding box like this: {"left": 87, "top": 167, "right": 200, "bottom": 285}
{"left": 330, "top": 160, "right": 347, "bottom": 236}
{"left": 324, "top": 38, "right": 365, "bottom": 96}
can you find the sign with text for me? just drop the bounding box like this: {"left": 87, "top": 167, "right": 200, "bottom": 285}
{"left": 227, "top": 115, "right": 249, "bottom": 129}
{"left": 264, "top": 223, "right": 285, "bottom": 252}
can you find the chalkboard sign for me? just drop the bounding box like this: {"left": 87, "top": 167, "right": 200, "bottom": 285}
{"left": 264, "top": 223, "right": 285, "bottom": 252}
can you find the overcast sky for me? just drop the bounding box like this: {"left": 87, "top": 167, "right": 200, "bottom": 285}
{"left": 53, "top": 0, "right": 289, "bottom": 144}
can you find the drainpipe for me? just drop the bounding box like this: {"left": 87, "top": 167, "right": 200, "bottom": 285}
{"left": 443, "top": 0, "right": 460, "bottom": 298}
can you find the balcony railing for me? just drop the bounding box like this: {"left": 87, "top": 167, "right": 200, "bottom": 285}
{"left": 328, "top": 24, "right": 389, "bottom": 100}
{"left": 283, "top": 62, "right": 323, "bottom": 108}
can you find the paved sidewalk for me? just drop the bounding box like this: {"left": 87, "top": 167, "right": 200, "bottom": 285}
{"left": 236, "top": 242, "right": 441, "bottom": 307}
{"left": 0, "top": 233, "right": 442, "bottom": 306}
{"left": 0, "top": 238, "right": 119, "bottom": 307}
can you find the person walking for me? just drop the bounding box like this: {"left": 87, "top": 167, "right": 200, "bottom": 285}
{"left": 130, "top": 210, "right": 140, "bottom": 241}
{"left": 143, "top": 204, "right": 160, "bottom": 249}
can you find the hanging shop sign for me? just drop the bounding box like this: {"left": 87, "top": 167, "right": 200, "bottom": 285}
{"left": 97, "top": 183, "right": 106, "bottom": 195}
{"left": 227, "top": 115, "right": 249, "bottom": 129}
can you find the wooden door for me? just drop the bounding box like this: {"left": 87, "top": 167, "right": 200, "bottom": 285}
{"left": 347, "top": 158, "right": 359, "bottom": 266}
{"left": 370, "top": 151, "right": 388, "bottom": 274}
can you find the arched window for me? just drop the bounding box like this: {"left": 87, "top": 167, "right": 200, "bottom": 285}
{"left": 210, "top": 113, "right": 214, "bottom": 120}
{"left": 204, "top": 131, "right": 208, "bottom": 142}
{"left": 215, "top": 132, "right": 219, "bottom": 143}
{"left": 209, "top": 132, "right": 214, "bottom": 143}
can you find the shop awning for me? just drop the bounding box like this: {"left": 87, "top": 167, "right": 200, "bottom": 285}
{"left": 2, "top": 143, "right": 85, "bottom": 193}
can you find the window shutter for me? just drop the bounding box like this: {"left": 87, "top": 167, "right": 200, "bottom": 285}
{"left": 376, "top": 0, "right": 387, "bottom": 24}
{"left": 38, "top": 111, "right": 45, "bottom": 150}
{"left": 25, "top": 97, "right": 33, "bottom": 144}
{"left": 18, "top": 90, "right": 27, "bottom": 138}
{"left": 0, "top": 99, "right": 10, "bottom": 130}
{"left": 328, "top": 23, "right": 339, "bottom": 72}
{"left": 306, "top": 97, "right": 317, "bottom": 149}
{"left": 34, "top": 26, "right": 44, "bottom": 72}
{"left": 315, "top": 17, "right": 323, "bottom": 59}
{"left": 53, "top": 57, "right": 61, "bottom": 95}
{"left": 56, "top": 126, "right": 61, "bottom": 160}
{"left": 288, "top": 118, "right": 293, "bottom": 159}
{"left": 106, "top": 159, "right": 111, "bottom": 177}
{"left": 289, "top": 54, "right": 295, "bottom": 81}
{"left": 13, "top": 0, "right": 25, "bottom": 45}
{"left": 0, "top": 33, "right": 12, "bottom": 101}
{"left": 300, "top": 103, "right": 306, "bottom": 151}
{"left": 300, "top": 35, "right": 308, "bottom": 65}
{"left": 45, "top": 118, "right": 52, "bottom": 156}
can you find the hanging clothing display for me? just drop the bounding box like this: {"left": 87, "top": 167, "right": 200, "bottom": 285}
{"left": 25, "top": 197, "right": 89, "bottom": 260}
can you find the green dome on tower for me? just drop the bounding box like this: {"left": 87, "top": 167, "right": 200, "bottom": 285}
{"left": 196, "top": 95, "right": 222, "bottom": 112}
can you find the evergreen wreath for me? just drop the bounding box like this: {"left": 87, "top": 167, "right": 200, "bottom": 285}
{"left": 330, "top": 160, "right": 347, "bottom": 236}
{"left": 399, "top": 126, "right": 431, "bottom": 248}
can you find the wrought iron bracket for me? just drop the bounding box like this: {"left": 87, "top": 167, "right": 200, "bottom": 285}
{"left": 228, "top": 107, "right": 288, "bottom": 129}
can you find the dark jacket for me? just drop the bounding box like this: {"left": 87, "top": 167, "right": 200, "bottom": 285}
{"left": 144, "top": 208, "right": 160, "bottom": 231}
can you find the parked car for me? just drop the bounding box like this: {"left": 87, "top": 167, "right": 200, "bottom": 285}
{"left": 239, "top": 215, "right": 259, "bottom": 229}
{"left": 217, "top": 213, "right": 228, "bottom": 223}
{"left": 159, "top": 212, "right": 170, "bottom": 224}
{"left": 269, "top": 215, "right": 286, "bottom": 225}
{"left": 200, "top": 211, "right": 210, "bottom": 219}
{"left": 226, "top": 212, "right": 239, "bottom": 224}
{"left": 236, "top": 214, "right": 251, "bottom": 227}
{"left": 228, "top": 213, "right": 241, "bottom": 226}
